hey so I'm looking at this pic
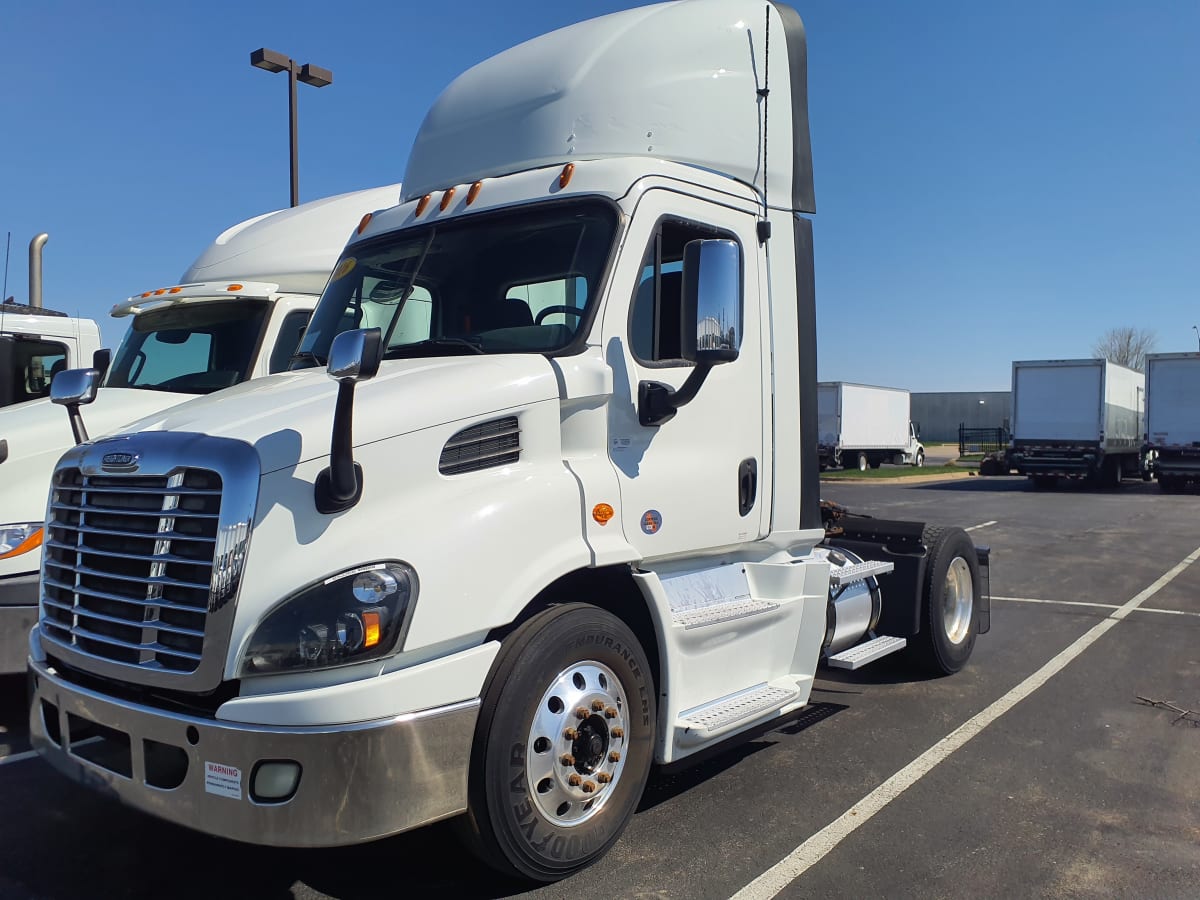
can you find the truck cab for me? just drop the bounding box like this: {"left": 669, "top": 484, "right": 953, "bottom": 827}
{"left": 0, "top": 304, "right": 102, "bottom": 408}
{"left": 0, "top": 185, "right": 401, "bottom": 674}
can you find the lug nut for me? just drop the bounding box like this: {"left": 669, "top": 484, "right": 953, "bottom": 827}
{"left": 560, "top": 754, "right": 575, "bottom": 767}
{"left": 575, "top": 707, "right": 589, "bottom": 720}
{"left": 591, "top": 700, "right": 605, "bottom": 712}
{"left": 605, "top": 706, "right": 618, "bottom": 719}
{"left": 563, "top": 728, "right": 579, "bottom": 740}
{"left": 611, "top": 727, "right": 624, "bottom": 739}
{"left": 609, "top": 751, "right": 621, "bottom": 763}
{"left": 582, "top": 781, "right": 597, "bottom": 794}
{"left": 568, "top": 774, "right": 582, "bottom": 787}
{"left": 596, "top": 772, "right": 612, "bottom": 784}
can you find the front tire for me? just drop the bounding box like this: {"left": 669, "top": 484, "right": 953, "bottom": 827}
{"left": 460, "top": 604, "right": 656, "bottom": 882}
{"left": 910, "top": 525, "right": 980, "bottom": 675}
{"left": 914, "top": 450, "right": 925, "bottom": 468}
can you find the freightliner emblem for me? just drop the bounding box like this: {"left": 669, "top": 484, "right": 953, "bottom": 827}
{"left": 102, "top": 451, "right": 139, "bottom": 469}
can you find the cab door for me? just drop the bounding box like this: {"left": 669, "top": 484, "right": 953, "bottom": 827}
{"left": 603, "top": 189, "right": 766, "bottom": 560}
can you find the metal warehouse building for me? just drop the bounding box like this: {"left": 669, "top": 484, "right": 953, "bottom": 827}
{"left": 911, "top": 391, "right": 1011, "bottom": 443}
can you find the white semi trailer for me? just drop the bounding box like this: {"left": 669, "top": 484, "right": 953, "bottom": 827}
{"left": 0, "top": 185, "right": 400, "bottom": 673}
{"left": 1008, "top": 358, "right": 1145, "bottom": 489}
{"left": 1144, "top": 352, "right": 1200, "bottom": 492}
{"left": 29, "top": 1, "right": 990, "bottom": 883}
{"left": 817, "top": 381, "right": 924, "bottom": 470}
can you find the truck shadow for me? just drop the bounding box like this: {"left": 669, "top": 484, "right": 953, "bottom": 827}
{"left": 0, "top": 673, "right": 31, "bottom": 756}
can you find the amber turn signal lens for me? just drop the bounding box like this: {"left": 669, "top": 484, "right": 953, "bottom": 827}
{"left": 356, "top": 212, "right": 373, "bottom": 234}
{"left": 226, "top": 284, "right": 244, "bottom": 292}
{"left": 363, "top": 611, "right": 382, "bottom": 648}
{"left": 592, "top": 503, "right": 614, "bottom": 525}
{"left": 559, "top": 163, "right": 575, "bottom": 188}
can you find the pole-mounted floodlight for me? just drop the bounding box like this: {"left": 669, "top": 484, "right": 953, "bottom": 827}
{"left": 250, "top": 48, "right": 333, "bottom": 207}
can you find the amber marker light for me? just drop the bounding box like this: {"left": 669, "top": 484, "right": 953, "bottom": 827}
{"left": 440, "top": 187, "right": 456, "bottom": 211}
{"left": 415, "top": 194, "right": 432, "bottom": 217}
{"left": 559, "top": 163, "right": 575, "bottom": 189}
{"left": 141, "top": 291, "right": 152, "bottom": 298}
{"left": 168, "top": 287, "right": 183, "bottom": 294}
{"left": 226, "top": 284, "right": 244, "bottom": 292}
{"left": 356, "top": 212, "right": 373, "bottom": 234}
{"left": 154, "top": 289, "right": 167, "bottom": 295}
{"left": 466, "top": 181, "right": 483, "bottom": 205}
{"left": 0, "top": 527, "right": 43, "bottom": 560}
{"left": 362, "top": 611, "right": 382, "bottom": 648}
{"left": 592, "top": 503, "right": 615, "bottom": 526}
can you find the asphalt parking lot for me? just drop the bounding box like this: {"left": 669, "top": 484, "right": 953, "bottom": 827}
{"left": 2, "top": 474, "right": 1198, "bottom": 899}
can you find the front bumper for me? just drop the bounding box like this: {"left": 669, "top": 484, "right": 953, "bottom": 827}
{"left": 0, "top": 572, "right": 38, "bottom": 675}
{"left": 29, "top": 657, "right": 479, "bottom": 847}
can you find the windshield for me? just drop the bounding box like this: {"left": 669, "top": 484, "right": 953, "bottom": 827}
{"left": 294, "top": 199, "right": 618, "bottom": 365}
{"left": 104, "top": 300, "right": 270, "bottom": 394}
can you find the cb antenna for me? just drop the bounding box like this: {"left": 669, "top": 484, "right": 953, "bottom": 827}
{"left": 756, "top": 5, "right": 771, "bottom": 244}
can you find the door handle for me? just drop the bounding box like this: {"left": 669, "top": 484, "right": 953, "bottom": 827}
{"left": 738, "top": 458, "right": 758, "bottom": 517}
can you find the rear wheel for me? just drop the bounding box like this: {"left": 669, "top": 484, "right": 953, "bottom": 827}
{"left": 910, "top": 525, "right": 979, "bottom": 675}
{"left": 459, "top": 604, "right": 656, "bottom": 882}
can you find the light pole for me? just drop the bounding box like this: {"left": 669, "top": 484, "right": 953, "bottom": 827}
{"left": 250, "top": 48, "right": 333, "bottom": 208}
{"left": 1193, "top": 325, "right": 1199, "bottom": 351}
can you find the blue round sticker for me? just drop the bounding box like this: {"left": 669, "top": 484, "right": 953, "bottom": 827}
{"left": 641, "top": 509, "right": 662, "bottom": 534}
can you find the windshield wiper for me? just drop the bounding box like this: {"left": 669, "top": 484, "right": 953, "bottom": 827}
{"left": 384, "top": 337, "right": 485, "bottom": 357}
{"left": 289, "top": 350, "right": 326, "bottom": 368}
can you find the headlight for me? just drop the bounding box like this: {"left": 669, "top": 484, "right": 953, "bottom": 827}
{"left": 0, "top": 524, "right": 43, "bottom": 560}
{"left": 239, "top": 562, "right": 417, "bottom": 676}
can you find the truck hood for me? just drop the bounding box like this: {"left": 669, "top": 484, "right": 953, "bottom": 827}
{"left": 0, "top": 388, "right": 194, "bottom": 526}
{"left": 110, "top": 355, "right": 562, "bottom": 475}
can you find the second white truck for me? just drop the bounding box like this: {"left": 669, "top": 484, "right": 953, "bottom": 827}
{"left": 1144, "top": 352, "right": 1200, "bottom": 492}
{"left": 1, "top": 304, "right": 103, "bottom": 409}
{"left": 1008, "top": 358, "right": 1145, "bottom": 489}
{"left": 817, "top": 381, "right": 924, "bottom": 470}
{"left": 0, "top": 184, "right": 401, "bottom": 673}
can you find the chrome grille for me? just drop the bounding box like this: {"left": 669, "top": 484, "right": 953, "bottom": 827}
{"left": 439, "top": 417, "right": 521, "bottom": 475}
{"left": 41, "top": 467, "right": 222, "bottom": 673}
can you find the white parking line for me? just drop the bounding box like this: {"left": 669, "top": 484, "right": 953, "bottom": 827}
{"left": 994, "top": 595, "right": 1200, "bottom": 619}
{"left": 732, "top": 543, "right": 1200, "bottom": 900}
{"left": 965, "top": 520, "right": 997, "bottom": 532}
{"left": 0, "top": 749, "right": 38, "bottom": 767}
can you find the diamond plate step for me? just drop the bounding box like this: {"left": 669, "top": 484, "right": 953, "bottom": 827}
{"left": 677, "top": 682, "right": 801, "bottom": 735}
{"left": 826, "top": 635, "right": 907, "bottom": 670}
{"left": 671, "top": 598, "right": 779, "bottom": 630}
{"left": 829, "top": 559, "right": 894, "bottom": 588}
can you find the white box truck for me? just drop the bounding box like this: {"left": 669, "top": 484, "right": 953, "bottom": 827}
{"left": 1144, "top": 352, "right": 1200, "bottom": 492}
{"left": 29, "top": 1, "right": 990, "bottom": 883}
{"left": 0, "top": 185, "right": 400, "bottom": 673}
{"left": 1009, "top": 358, "right": 1145, "bottom": 489}
{"left": 817, "top": 381, "right": 924, "bottom": 470}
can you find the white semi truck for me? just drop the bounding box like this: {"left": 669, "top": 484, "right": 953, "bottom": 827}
{"left": 1008, "top": 358, "right": 1145, "bottom": 489}
{"left": 29, "top": 1, "right": 990, "bottom": 883}
{"left": 0, "top": 185, "right": 400, "bottom": 673}
{"left": 817, "top": 381, "right": 924, "bottom": 470}
{"left": 1144, "top": 352, "right": 1200, "bottom": 492}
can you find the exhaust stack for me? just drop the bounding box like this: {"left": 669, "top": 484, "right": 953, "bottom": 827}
{"left": 28, "top": 233, "right": 48, "bottom": 308}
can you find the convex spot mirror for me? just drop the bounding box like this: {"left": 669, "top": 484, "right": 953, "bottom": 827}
{"left": 681, "top": 238, "right": 742, "bottom": 365}
{"left": 327, "top": 328, "right": 383, "bottom": 384}
{"left": 50, "top": 368, "right": 100, "bottom": 407}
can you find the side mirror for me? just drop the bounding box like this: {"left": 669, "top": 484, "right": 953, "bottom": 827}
{"left": 92, "top": 348, "right": 113, "bottom": 381}
{"left": 50, "top": 368, "right": 100, "bottom": 445}
{"left": 316, "top": 328, "right": 383, "bottom": 514}
{"left": 638, "top": 239, "right": 742, "bottom": 426}
{"left": 681, "top": 238, "right": 742, "bottom": 365}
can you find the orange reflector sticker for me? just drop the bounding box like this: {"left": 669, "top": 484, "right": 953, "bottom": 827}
{"left": 592, "top": 503, "right": 614, "bottom": 526}
{"left": 363, "top": 611, "right": 381, "bottom": 648}
{"left": 415, "top": 194, "right": 431, "bottom": 216}
{"left": 440, "top": 187, "right": 456, "bottom": 211}
{"left": 226, "top": 284, "right": 244, "bottom": 292}
{"left": 466, "top": 181, "right": 483, "bottom": 205}
{"left": 356, "top": 212, "right": 373, "bottom": 234}
{"left": 559, "top": 163, "right": 575, "bottom": 189}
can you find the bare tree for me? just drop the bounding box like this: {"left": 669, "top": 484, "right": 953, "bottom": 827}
{"left": 1092, "top": 326, "right": 1156, "bottom": 372}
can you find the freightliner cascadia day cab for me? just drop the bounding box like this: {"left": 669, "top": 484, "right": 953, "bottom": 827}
{"left": 0, "top": 304, "right": 102, "bottom": 409}
{"left": 0, "top": 185, "right": 401, "bottom": 674}
{"left": 30, "top": 1, "right": 990, "bottom": 882}
{"left": 1008, "top": 358, "right": 1145, "bottom": 489}
{"left": 1144, "top": 352, "right": 1200, "bottom": 492}
{"left": 816, "top": 381, "right": 924, "bottom": 470}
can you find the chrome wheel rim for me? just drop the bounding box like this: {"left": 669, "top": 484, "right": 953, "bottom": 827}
{"left": 943, "top": 556, "right": 974, "bottom": 645}
{"left": 525, "top": 661, "right": 629, "bottom": 827}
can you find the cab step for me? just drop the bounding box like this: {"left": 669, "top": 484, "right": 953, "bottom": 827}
{"left": 675, "top": 681, "right": 803, "bottom": 746}
{"left": 826, "top": 635, "right": 907, "bottom": 670}
{"left": 829, "top": 559, "right": 894, "bottom": 588}
{"left": 671, "top": 598, "right": 779, "bottom": 629}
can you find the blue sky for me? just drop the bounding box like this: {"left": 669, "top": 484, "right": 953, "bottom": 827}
{"left": 3, "top": 0, "right": 1196, "bottom": 391}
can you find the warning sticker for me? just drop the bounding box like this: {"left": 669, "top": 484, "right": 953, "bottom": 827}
{"left": 204, "top": 761, "right": 243, "bottom": 800}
